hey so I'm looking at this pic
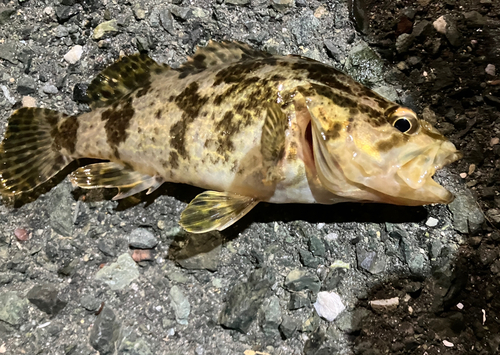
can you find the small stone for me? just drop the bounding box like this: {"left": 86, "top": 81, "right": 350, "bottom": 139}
{"left": 14, "top": 228, "right": 29, "bottom": 241}
{"left": 170, "top": 285, "right": 190, "bottom": 325}
{"left": 369, "top": 297, "right": 399, "bottom": 313}
{"left": 170, "top": 233, "right": 222, "bottom": 271}
{"left": 225, "top": 0, "right": 250, "bottom": 5}
{"left": 271, "top": 0, "right": 294, "bottom": 11}
{"left": 80, "top": 294, "right": 101, "bottom": 312}
{"left": 259, "top": 296, "right": 282, "bottom": 337}
{"left": 89, "top": 306, "right": 120, "bottom": 355}
{"left": 288, "top": 291, "right": 310, "bottom": 310}
{"left": 485, "top": 64, "right": 496, "bottom": 76}
{"left": 0, "top": 43, "right": 17, "bottom": 64}
{"left": 49, "top": 183, "right": 74, "bottom": 237}
{"left": 356, "top": 246, "right": 386, "bottom": 274}
{"left": 42, "top": 84, "right": 58, "bottom": 94}
{"left": 21, "top": 96, "right": 36, "bottom": 107}
{"left": 448, "top": 191, "right": 485, "bottom": 233}
{"left": 426, "top": 217, "right": 439, "bottom": 227}
{"left": 219, "top": 268, "right": 275, "bottom": 333}
{"left": 308, "top": 235, "right": 326, "bottom": 257}
{"left": 299, "top": 249, "right": 321, "bottom": 268}
{"left": 433, "top": 16, "right": 447, "bottom": 34}
{"left": 335, "top": 308, "right": 371, "bottom": 333}
{"left": 118, "top": 337, "right": 153, "bottom": 355}
{"left": 27, "top": 284, "right": 67, "bottom": 315}
{"left": 302, "top": 312, "right": 321, "bottom": 332}
{"left": 412, "top": 20, "right": 434, "bottom": 38}
{"left": 133, "top": 4, "right": 146, "bottom": 20}
{"left": 324, "top": 40, "right": 342, "bottom": 62}
{"left": 131, "top": 249, "right": 154, "bottom": 262}
{"left": 0, "top": 7, "right": 15, "bottom": 25}
{"left": 1, "top": 85, "right": 16, "bottom": 105}
{"left": 129, "top": 228, "right": 158, "bottom": 249}
{"left": 433, "top": 15, "right": 462, "bottom": 47}
{"left": 169, "top": 5, "right": 193, "bottom": 20}
{"left": 0, "top": 292, "right": 28, "bottom": 326}
{"left": 63, "top": 45, "right": 83, "bottom": 64}
{"left": 486, "top": 209, "right": 500, "bottom": 225}
{"left": 313, "top": 291, "right": 345, "bottom": 321}
{"left": 55, "top": 5, "right": 80, "bottom": 23}
{"left": 284, "top": 269, "right": 321, "bottom": 293}
{"left": 464, "top": 11, "right": 486, "bottom": 28}
{"left": 93, "top": 20, "right": 119, "bottom": 40}
{"left": 443, "top": 340, "right": 454, "bottom": 347}
{"left": 17, "top": 75, "right": 36, "bottom": 95}
{"left": 396, "top": 33, "right": 415, "bottom": 53}
{"left": 73, "top": 83, "right": 89, "bottom": 103}
{"left": 159, "top": 8, "right": 175, "bottom": 35}
{"left": 54, "top": 25, "right": 69, "bottom": 38}
{"left": 191, "top": 8, "right": 208, "bottom": 18}
{"left": 279, "top": 315, "right": 299, "bottom": 339}
{"left": 291, "top": 11, "right": 320, "bottom": 46}
{"left": 95, "top": 253, "right": 140, "bottom": 290}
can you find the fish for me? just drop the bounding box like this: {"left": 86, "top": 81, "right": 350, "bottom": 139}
{"left": 0, "top": 41, "right": 461, "bottom": 233}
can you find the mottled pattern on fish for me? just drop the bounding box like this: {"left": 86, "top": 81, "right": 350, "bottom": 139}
{"left": 0, "top": 41, "right": 461, "bottom": 233}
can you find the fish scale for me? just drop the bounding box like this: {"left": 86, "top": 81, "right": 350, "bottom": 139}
{"left": 0, "top": 41, "right": 461, "bottom": 233}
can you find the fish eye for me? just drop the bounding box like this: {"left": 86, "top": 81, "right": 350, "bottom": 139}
{"left": 388, "top": 107, "right": 419, "bottom": 135}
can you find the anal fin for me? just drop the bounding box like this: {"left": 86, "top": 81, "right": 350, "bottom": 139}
{"left": 179, "top": 191, "right": 259, "bottom": 233}
{"left": 69, "top": 162, "right": 164, "bottom": 200}
{"left": 261, "top": 102, "right": 287, "bottom": 185}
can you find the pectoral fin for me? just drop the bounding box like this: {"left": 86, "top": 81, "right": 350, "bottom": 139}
{"left": 261, "top": 102, "right": 287, "bottom": 184}
{"left": 179, "top": 191, "right": 259, "bottom": 233}
{"left": 69, "top": 162, "right": 164, "bottom": 200}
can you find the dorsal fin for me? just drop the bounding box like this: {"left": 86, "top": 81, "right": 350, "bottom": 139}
{"left": 176, "top": 40, "right": 274, "bottom": 78}
{"left": 87, "top": 53, "right": 169, "bottom": 109}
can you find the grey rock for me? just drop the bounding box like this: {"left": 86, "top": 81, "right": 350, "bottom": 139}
{"left": 80, "top": 294, "right": 102, "bottom": 312}
{"left": 129, "top": 228, "right": 158, "bottom": 249}
{"left": 356, "top": 246, "right": 386, "bottom": 274}
{"left": 170, "top": 232, "right": 222, "bottom": 271}
{"left": 464, "top": 11, "right": 486, "bottom": 28}
{"left": 486, "top": 209, "right": 500, "bottom": 225}
{"left": 412, "top": 20, "right": 434, "bottom": 38}
{"left": 159, "top": 8, "right": 175, "bottom": 35}
{"left": 301, "top": 311, "right": 320, "bottom": 332}
{"left": 132, "top": 4, "right": 146, "bottom": 21}
{"left": 48, "top": 183, "right": 74, "bottom": 237}
{"left": 169, "top": 5, "right": 193, "bottom": 20}
{"left": 448, "top": 191, "right": 484, "bottom": 233}
{"left": 335, "top": 308, "right": 370, "bottom": 333}
{"left": 97, "top": 239, "right": 117, "bottom": 257}
{"left": 0, "top": 272, "right": 14, "bottom": 285}
{"left": 291, "top": 11, "right": 320, "bottom": 46}
{"left": 396, "top": 33, "right": 415, "bottom": 53}
{"left": 321, "top": 267, "right": 347, "bottom": 291}
{"left": 89, "top": 306, "right": 121, "bottom": 355}
{"left": 55, "top": 5, "right": 80, "bottom": 23}
{"left": 0, "top": 291, "right": 28, "bottom": 326}
{"left": 259, "top": 296, "right": 282, "bottom": 337}
{"left": 42, "top": 84, "right": 59, "bottom": 94}
{"left": 324, "top": 40, "right": 343, "bottom": 62}
{"left": 345, "top": 42, "right": 385, "bottom": 85}
{"left": 169, "top": 285, "right": 190, "bottom": 325}
{"left": 225, "top": 0, "right": 251, "bottom": 5}
{"left": 54, "top": 25, "right": 69, "bottom": 38}
{"left": 402, "top": 242, "right": 430, "bottom": 277}
{"left": 219, "top": 267, "right": 275, "bottom": 333}
{"left": 93, "top": 20, "right": 119, "bottom": 40}
{"left": 27, "top": 284, "right": 67, "bottom": 315}
{"left": 299, "top": 249, "right": 320, "bottom": 268}
{"left": 17, "top": 75, "right": 36, "bottom": 95}
{"left": 308, "top": 235, "right": 326, "bottom": 257}
{"left": 95, "top": 253, "right": 140, "bottom": 290}
{"left": 284, "top": 269, "right": 321, "bottom": 293}
{"left": 271, "top": 0, "right": 294, "bottom": 11}
{"left": 288, "top": 291, "right": 310, "bottom": 310}
{"left": 0, "top": 7, "right": 15, "bottom": 25}
{"left": 148, "top": 7, "right": 161, "bottom": 27}
{"left": 279, "top": 315, "right": 299, "bottom": 339}
{"left": 118, "top": 336, "right": 153, "bottom": 355}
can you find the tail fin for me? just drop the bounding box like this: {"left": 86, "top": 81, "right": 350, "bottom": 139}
{"left": 0, "top": 108, "right": 76, "bottom": 195}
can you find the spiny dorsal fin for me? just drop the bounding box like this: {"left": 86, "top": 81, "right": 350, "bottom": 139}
{"left": 176, "top": 40, "right": 274, "bottom": 77}
{"left": 87, "top": 53, "right": 169, "bottom": 109}
{"left": 69, "top": 162, "right": 164, "bottom": 200}
{"left": 261, "top": 102, "right": 287, "bottom": 184}
{"left": 179, "top": 191, "right": 258, "bottom": 233}
{"left": 0, "top": 108, "right": 74, "bottom": 195}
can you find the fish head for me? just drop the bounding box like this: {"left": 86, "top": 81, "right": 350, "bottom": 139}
{"left": 301, "top": 83, "right": 462, "bottom": 206}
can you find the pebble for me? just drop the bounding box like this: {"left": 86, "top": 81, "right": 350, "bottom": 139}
{"left": 129, "top": 228, "right": 158, "bottom": 249}
{"left": 396, "top": 33, "right": 414, "bottom": 53}
{"left": 225, "top": 0, "right": 251, "bottom": 5}
{"left": 486, "top": 209, "right": 500, "bottom": 225}
{"left": 95, "top": 253, "right": 140, "bottom": 290}
{"left": 464, "top": 11, "right": 486, "bottom": 28}
{"left": 49, "top": 183, "right": 74, "bottom": 237}
{"left": 169, "top": 285, "right": 190, "bottom": 325}
{"left": 284, "top": 269, "right": 321, "bottom": 293}
{"left": 42, "top": 84, "right": 58, "bottom": 94}
{"left": 17, "top": 75, "right": 36, "bottom": 95}
{"left": 0, "top": 42, "right": 18, "bottom": 64}
{"left": 313, "top": 291, "right": 345, "bottom": 321}
{"left": 54, "top": 25, "right": 69, "bottom": 38}
{"left": 288, "top": 291, "right": 310, "bottom": 310}
{"left": 0, "top": 291, "right": 28, "bottom": 326}
{"left": 63, "top": 45, "right": 83, "bottom": 64}
{"left": 14, "top": 228, "right": 29, "bottom": 241}
{"left": 433, "top": 15, "right": 462, "bottom": 47}
{"left": 27, "top": 284, "right": 67, "bottom": 315}
{"left": 259, "top": 296, "right": 282, "bottom": 337}
{"left": 21, "top": 95, "right": 36, "bottom": 107}
{"left": 370, "top": 297, "right": 399, "bottom": 313}
{"left": 412, "top": 20, "right": 433, "bottom": 38}
{"left": 93, "top": 20, "right": 119, "bottom": 40}
{"left": 291, "top": 11, "right": 320, "bottom": 46}
{"left": 171, "top": 233, "right": 222, "bottom": 271}
{"left": 279, "top": 315, "right": 299, "bottom": 339}
{"left": 271, "top": 0, "right": 294, "bottom": 11}
{"left": 133, "top": 4, "right": 146, "bottom": 20}
{"left": 1, "top": 85, "right": 16, "bottom": 105}
{"left": 219, "top": 268, "right": 275, "bottom": 333}
{"left": 308, "top": 235, "right": 326, "bottom": 257}
{"left": 0, "top": 6, "right": 15, "bottom": 25}
{"left": 425, "top": 217, "right": 439, "bottom": 227}
{"left": 356, "top": 246, "right": 386, "bottom": 274}
{"left": 89, "top": 306, "right": 120, "bottom": 354}
{"left": 485, "top": 64, "right": 496, "bottom": 76}
{"left": 335, "top": 308, "right": 371, "bottom": 333}
{"left": 448, "top": 191, "right": 485, "bottom": 233}
{"left": 159, "top": 8, "right": 175, "bottom": 35}
{"left": 131, "top": 249, "right": 154, "bottom": 262}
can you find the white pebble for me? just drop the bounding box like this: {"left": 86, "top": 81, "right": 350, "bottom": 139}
{"left": 313, "top": 291, "right": 345, "bottom": 321}
{"left": 433, "top": 16, "right": 447, "bottom": 34}
{"left": 456, "top": 302, "right": 464, "bottom": 309}
{"left": 369, "top": 297, "right": 399, "bottom": 312}
{"left": 64, "top": 45, "right": 83, "bottom": 64}
{"left": 443, "top": 340, "right": 454, "bottom": 347}
{"left": 425, "top": 217, "right": 439, "bottom": 227}
{"left": 316, "top": 223, "right": 325, "bottom": 230}
{"left": 485, "top": 64, "right": 496, "bottom": 76}
{"left": 324, "top": 232, "right": 339, "bottom": 241}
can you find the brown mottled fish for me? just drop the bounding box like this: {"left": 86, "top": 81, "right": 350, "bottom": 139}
{"left": 0, "top": 41, "right": 461, "bottom": 233}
